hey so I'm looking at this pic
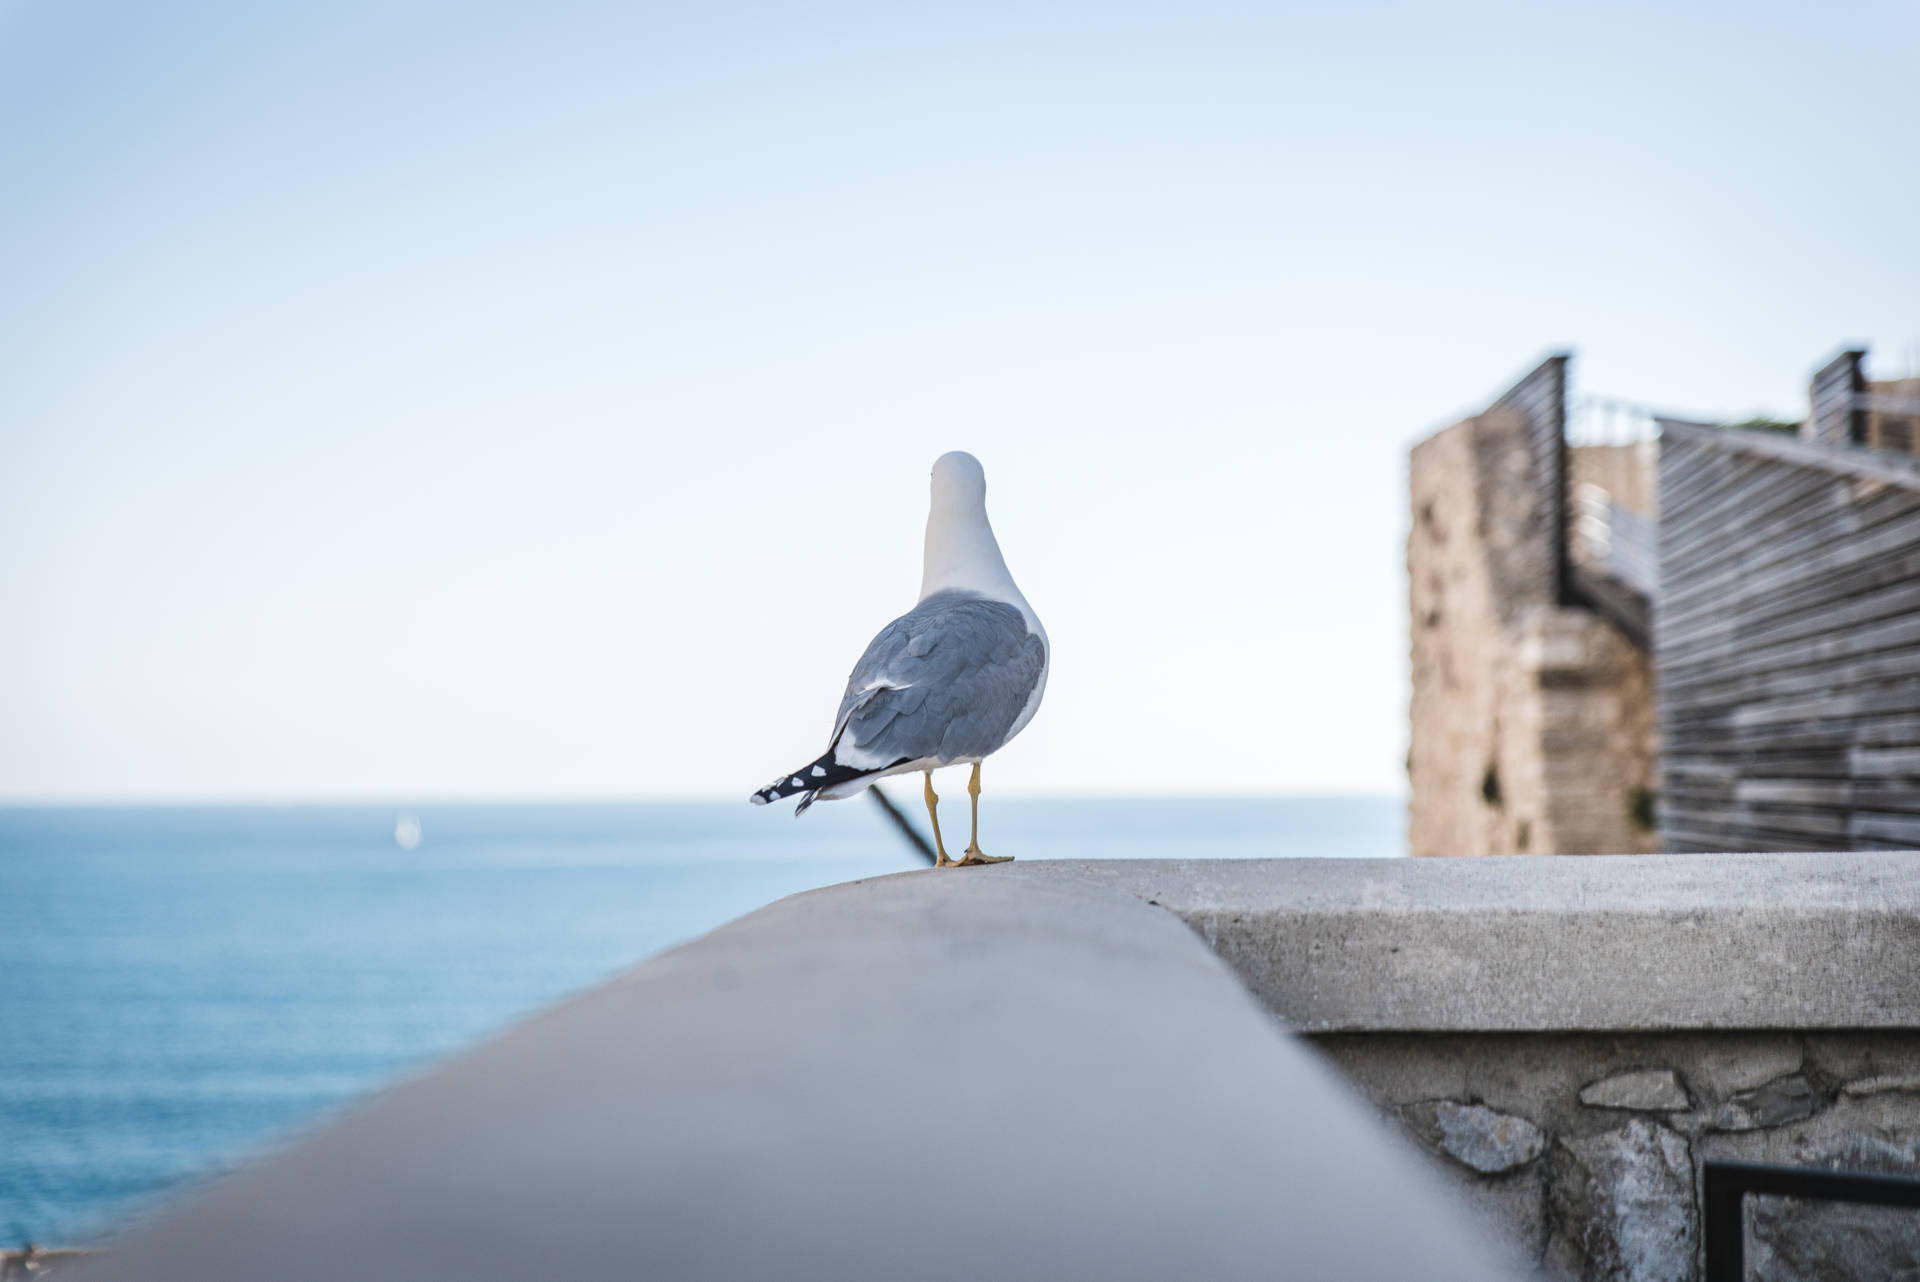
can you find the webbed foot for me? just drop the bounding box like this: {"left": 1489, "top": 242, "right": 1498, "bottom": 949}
{"left": 954, "top": 847, "right": 1013, "bottom": 866}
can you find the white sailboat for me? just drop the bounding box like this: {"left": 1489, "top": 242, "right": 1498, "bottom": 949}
{"left": 393, "top": 814, "right": 423, "bottom": 851}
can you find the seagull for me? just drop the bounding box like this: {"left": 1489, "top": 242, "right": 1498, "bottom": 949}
{"left": 751, "top": 451, "right": 1048, "bottom": 867}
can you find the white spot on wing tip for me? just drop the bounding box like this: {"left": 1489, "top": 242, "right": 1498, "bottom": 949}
{"left": 749, "top": 793, "right": 768, "bottom": 806}
{"left": 790, "top": 776, "right": 805, "bottom": 788}
{"left": 811, "top": 765, "right": 827, "bottom": 777}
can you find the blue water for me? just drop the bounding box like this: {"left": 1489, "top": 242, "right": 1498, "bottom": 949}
{"left": 0, "top": 796, "right": 1399, "bottom": 1246}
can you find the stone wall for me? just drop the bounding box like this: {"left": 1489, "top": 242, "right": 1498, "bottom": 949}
{"left": 1409, "top": 412, "right": 1658, "bottom": 855}
{"left": 1316, "top": 1032, "right": 1920, "bottom": 1282}
{"left": 1059, "top": 854, "right": 1920, "bottom": 1282}
{"left": 1866, "top": 376, "right": 1920, "bottom": 453}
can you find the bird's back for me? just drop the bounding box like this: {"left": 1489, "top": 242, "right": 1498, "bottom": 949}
{"left": 835, "top": 590, "right": 1047, "bottom": 768}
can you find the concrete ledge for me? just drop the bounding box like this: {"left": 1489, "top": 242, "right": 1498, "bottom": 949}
{"left": 79, "top": 868, "right": 1511, "bottom": 1282}
{"left": 985, "top": 853, "right": 1920, "bottom": 1032}
{"left": 69, "top": 852, "right": 1918, "bottom": 1280}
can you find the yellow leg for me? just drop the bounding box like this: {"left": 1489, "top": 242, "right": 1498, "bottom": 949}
{"left": 923, "top": 771, "right": 953, "bottom": 866}
{"left": 956, "top": 761, "right": 1012, "bottom": 865}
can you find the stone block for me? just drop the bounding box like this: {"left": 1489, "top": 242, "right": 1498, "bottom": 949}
{"left": 1692, "top": 1042, "right": 1805, "bottom": 1096}
{"left": 1404, "top": 1100, "right": 1547, "bottom": 1174}
{"left": 1750, "top": 1201, "right": 1920, "bottom": 1282}
{"left": 1714, "top": 1075, "right": 1822, "bottom": 1132}
{"left": 1580, "top": 1069, "right": 1690, "bottom": 1112}
{"left": 1841, "top": 1073, "right": 1920, "bottom": 1097}
{"left": 1551, "top": 1119, "right": 1696, "bottom": 1282}
{"left": 1408, "top": 411, "right": 1657, "bottom": 857}
{"left": 1746, "top": 1134, "right": 1920, "bottom": 1282}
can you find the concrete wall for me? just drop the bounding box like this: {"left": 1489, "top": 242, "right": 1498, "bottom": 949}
{"left": 1409, "top": 411, "right": 1658, "bottom": 855}
{"left": 65, "top": 855, "right": 1920, "bottom": 1282}
{"left": 1024, "top": 855, "right": 1920, "bottom": 1282}
{"left": 72, "top": 863, "right": 1522, "bottom": 1282}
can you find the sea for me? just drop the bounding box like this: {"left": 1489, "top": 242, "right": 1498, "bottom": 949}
{"left": 0, "top": 795, "right": 1400, "bottom": 1247}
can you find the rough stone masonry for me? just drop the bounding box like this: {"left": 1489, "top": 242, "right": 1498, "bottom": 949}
{"left": 1032, "top": 854, "right": 1920, "bottom": 1281}
{"left": 1407, "top": 406, "right": 1658, "bottom": 856}
{"left": 1318, "top": 1032, "right": 1920, "bottom": 1282}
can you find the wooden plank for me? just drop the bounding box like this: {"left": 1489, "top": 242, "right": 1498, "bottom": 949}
{"left": 1850, "top": 812, "right": 1920, "bottom": 845}
{"left": 1659, "top": 493, "right": 1920, "bottom": 631}
{"left": 1664, "top": 617, "right": 1920, "bottom": 695}
{"left": 1657, "top": 559, "right": 1920, "bottom": 671}
{"left": 1849, "top": 780, "right": 1920, "bottom": 814}
{"left": 1661, "top": 419, "right": 1920, "bottom": 489}
{"left": 1657, "top": 803, "right": 1853, "bottom": 842}
{"left": 1660, "top": 498, "right": 1920, "bottom": 627}
{"left": 1660, "top": 522, "right": 1920, "bottom": 651}
{"left": 1732, "top": 780, "right": 1854, "bottom": 807}
{"left": 1856, "top": 716, "right": 1920, "bottom": 746}
{"left": 1850, "top": 748, "right": 1920, "bottom": 776}
{"left": 1660, "top": 678, "right": 1920, "bottom": 733}
{"left": 1660, "top": 636, "right": 1920, "bottom": 710}
{"left": 1664, "top": 461, "right": 1920, "bottom": 573}
{"left": 1655, "top": 422, "right": 1920, "bottom": 852}
{"left": 1657, "top": 455, "right": 1839, "bottom": 567}
{"left": 1659, "top": 717, "right": 1907, "bottom": 755}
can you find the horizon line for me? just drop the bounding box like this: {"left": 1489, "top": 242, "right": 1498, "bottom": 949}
{"left": 0, "top": 787, "right": 1408, "bottom": 810}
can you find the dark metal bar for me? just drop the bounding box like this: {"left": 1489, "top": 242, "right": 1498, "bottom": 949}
{"left": 1702, "top": 1159, "right": 1920, "bottom": 1282}
{"left": 865, "top": 783, "right": 936, "bottom": 865}
{"left": 1702, "top": 1163, "right": 1750, "bottom": 1282}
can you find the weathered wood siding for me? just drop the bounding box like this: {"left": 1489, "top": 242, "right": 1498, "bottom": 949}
{"left": 1656, "top": 421, "right": 1920, "bottom": 850}
{"left": 1805, "top": 348, "right": 1866, "bottom": 447}
{"left": 1491, "top": 353, "right": 1572, "bottom": 606}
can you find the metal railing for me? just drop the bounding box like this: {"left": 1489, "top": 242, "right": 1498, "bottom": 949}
{"left": 1570, "top": 482, "right": 1658, "bottom": 598}
{"left": 1573, "top": 395, "right": 1830, "bottom": 446}
{"left": 1703, "top": 1159, "right": 1920, "bottom": 1282}
{"left": 1566, "top": 393, "right": 1663, "bottom": 446}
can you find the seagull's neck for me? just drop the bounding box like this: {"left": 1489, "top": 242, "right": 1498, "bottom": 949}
{"left": 920, "top": 504, "right": 1042, "bottom": 635}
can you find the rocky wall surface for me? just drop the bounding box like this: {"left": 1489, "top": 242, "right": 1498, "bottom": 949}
{"left": 1409, "top": 412, "right": 1657, "bottom": 855}
{"left": 1314, "top": 1032, "right": 1920, "bottom": 1282}
{"left": 985, "top": 856, "right": 1920, "bottom": 1278}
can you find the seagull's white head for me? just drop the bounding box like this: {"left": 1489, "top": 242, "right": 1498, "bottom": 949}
{"left": 920, "top": 451, "right": 1043, "bottom": 640}
{"left": 930, "top": 450, "right": 988, "bottom": 513}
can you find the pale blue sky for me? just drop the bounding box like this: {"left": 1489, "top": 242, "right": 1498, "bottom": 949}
{"left": 3, "top": 1, "right": 1916, "bottom": 802}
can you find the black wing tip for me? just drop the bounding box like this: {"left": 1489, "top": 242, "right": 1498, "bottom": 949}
{"left": 752, "top": 754, "right": 910, "bottom": 816}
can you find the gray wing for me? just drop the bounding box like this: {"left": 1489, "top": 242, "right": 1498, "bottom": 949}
{"left": 831, "top": 590, "right": 1046, "bottom": 768}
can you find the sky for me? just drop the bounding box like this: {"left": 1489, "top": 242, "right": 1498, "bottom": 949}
{"left": 2, "top": 0, "right": 1916, "bottom": 803}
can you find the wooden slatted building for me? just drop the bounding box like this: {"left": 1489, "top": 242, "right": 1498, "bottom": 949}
{"left": 1411, "top": 345, "right": 1920, "bottom": 854}
{"left": 1656, "top": 421, "right": 1920, "bottom": 851}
